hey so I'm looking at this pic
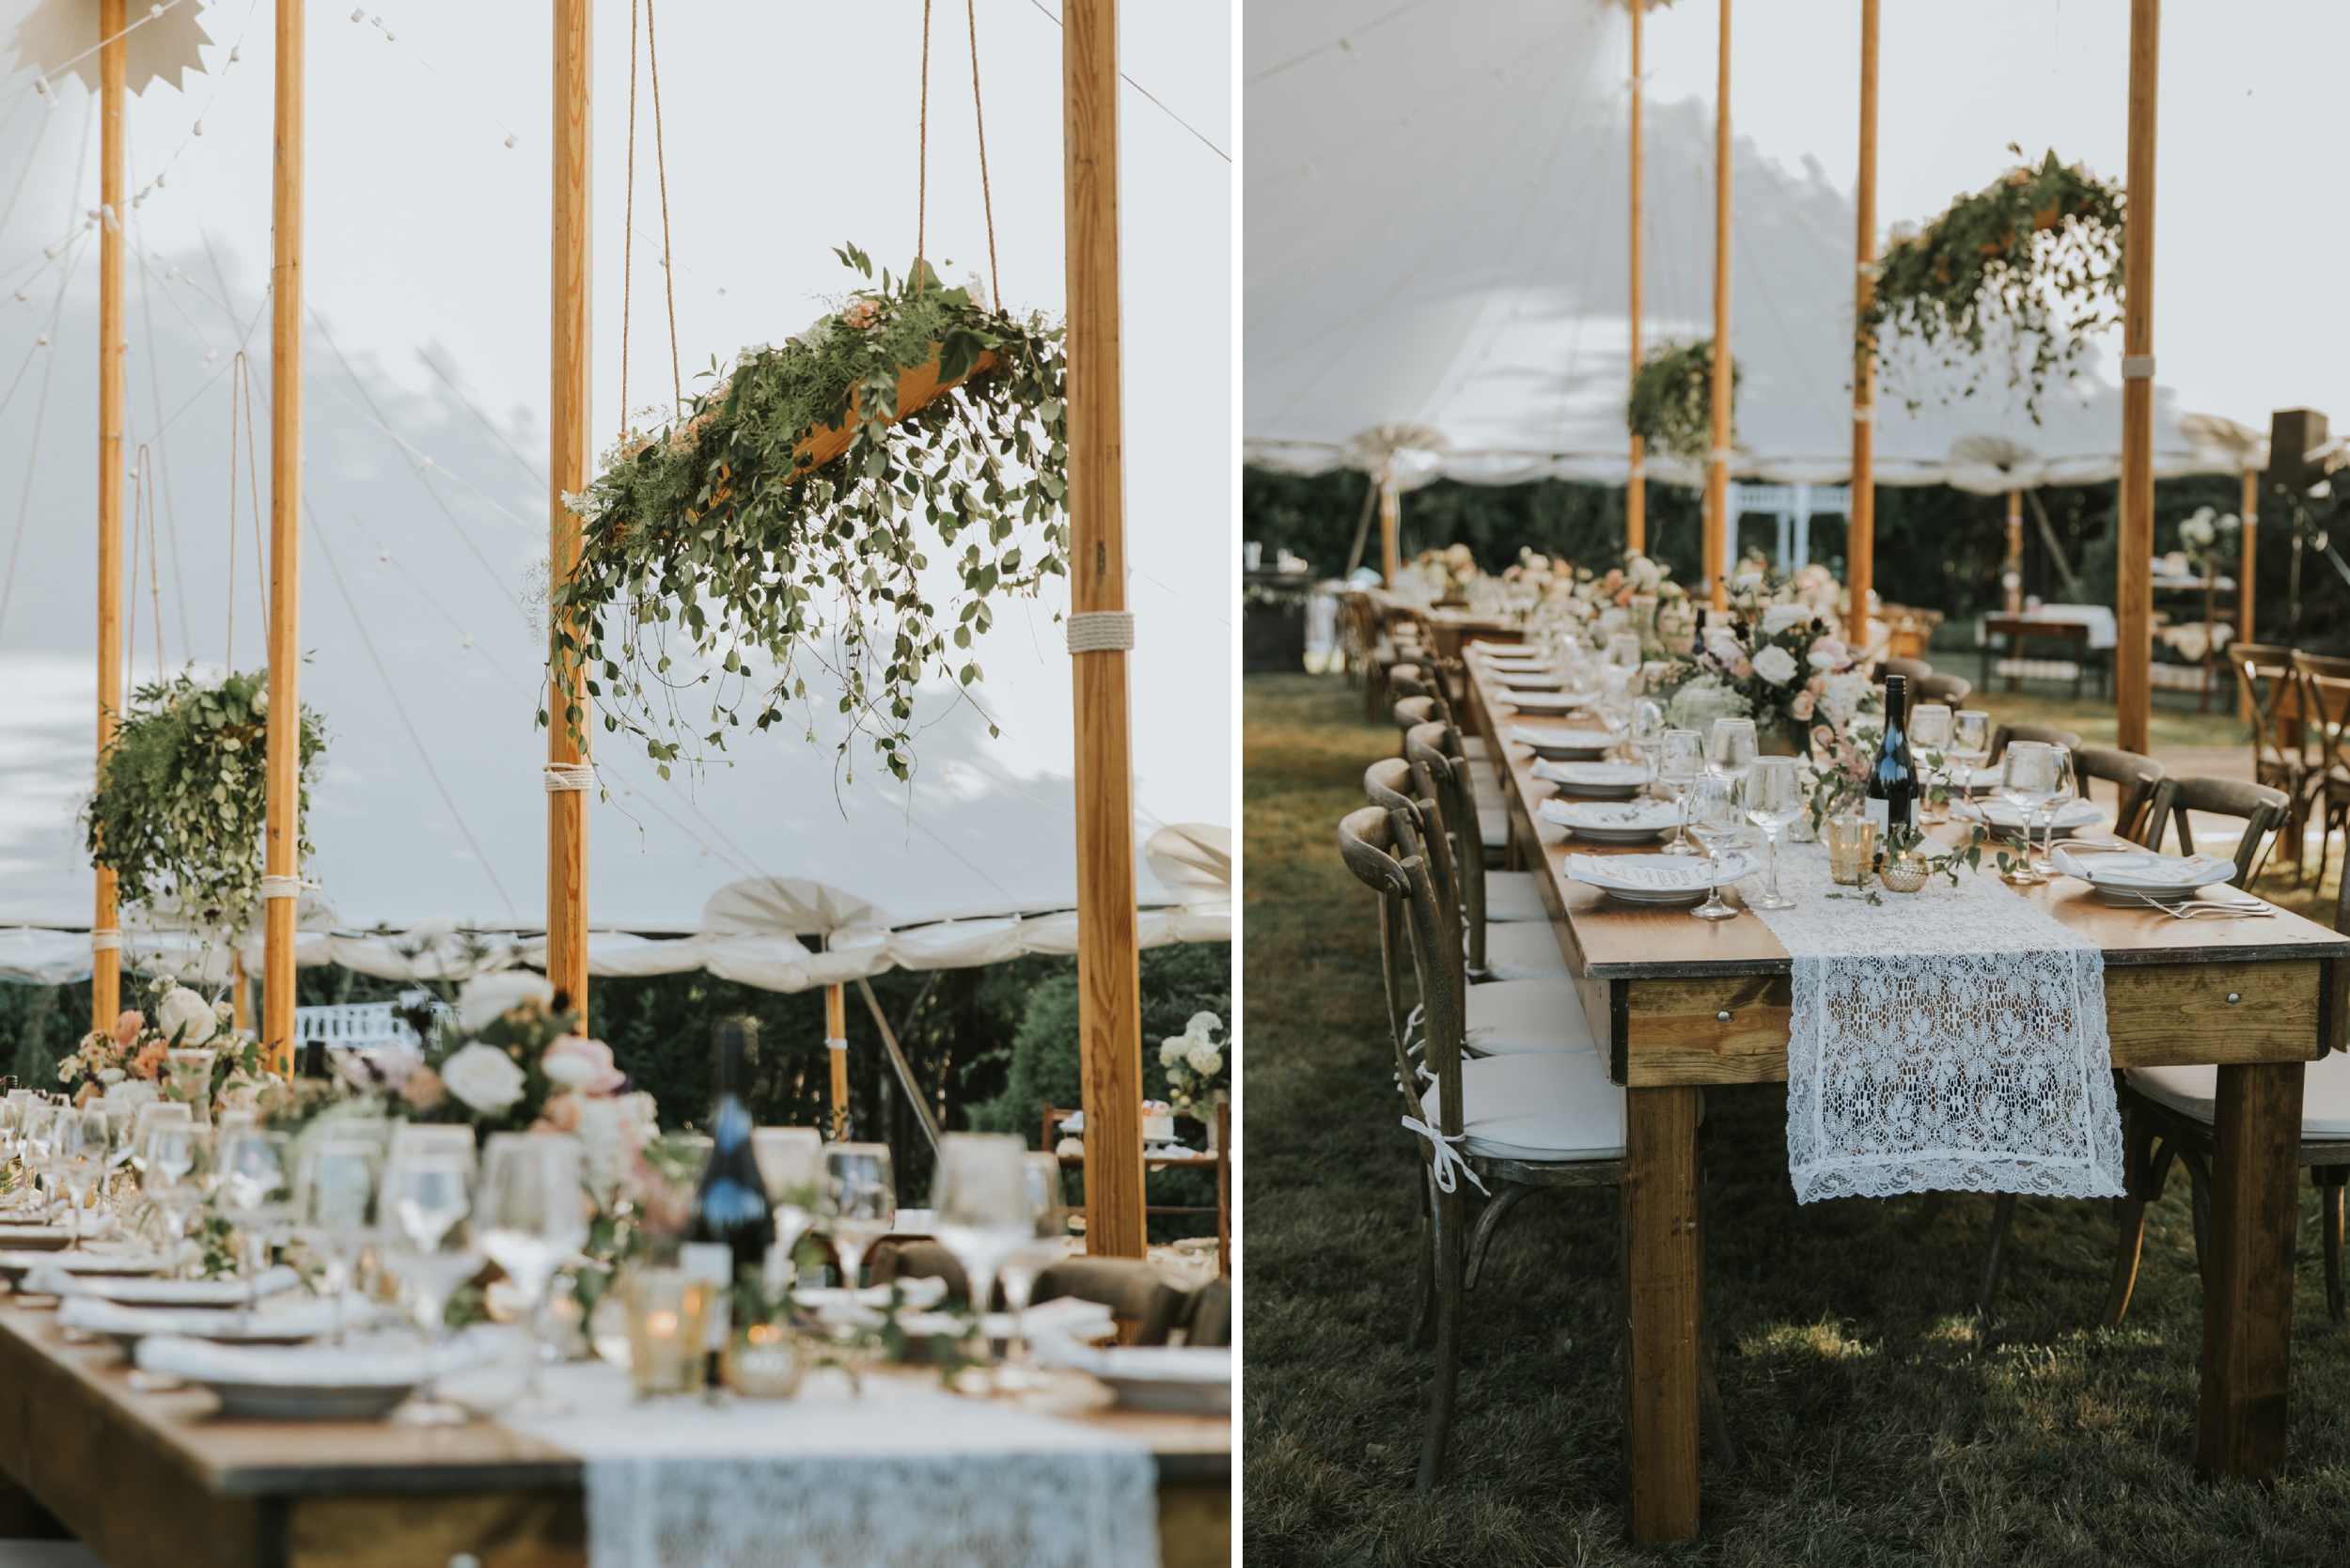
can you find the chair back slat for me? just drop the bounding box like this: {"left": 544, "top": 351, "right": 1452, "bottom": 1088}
{"left": 2145, "top": 775, "right": 2290, "bottom": 887}
{"left": 1366, "top": 757, "right": 1469, "bottom": 1004}
{"left": 1337, "top": 805, "right": 1465, "bottom": 1144}
{"left": 2293, "top": 651, "right": 2350, "bottom": 783}
{"left": 1339, "top": 806, "right": 1430, "bottom": 1103}
{"left": 2071, "top": 744, "right": 2166, "bottom": 848}
{"left": 1404, "top": 720, "right": 1495, "bottom": 971}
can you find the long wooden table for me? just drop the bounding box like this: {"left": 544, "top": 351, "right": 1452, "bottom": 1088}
{"left": 1462, "top": 651, "right": 2349, "bottom": 1545}
{"left": 0, "top": 1299, "right": 1229, "bottom": 1568}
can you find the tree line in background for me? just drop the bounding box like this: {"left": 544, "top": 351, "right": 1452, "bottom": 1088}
{"left": 1244, "top": 466, "right": 2350, "bottom": 657}
{"left": 0, "top": 942, "right": 1230, "bottom": 1235}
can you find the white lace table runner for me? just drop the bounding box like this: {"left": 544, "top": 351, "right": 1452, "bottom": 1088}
{"left": 501, "top": 1363, "right": 1160, "bottom": 1568}
{"left": 1747, "top": 841, "right": 2123, "bottom": 1203}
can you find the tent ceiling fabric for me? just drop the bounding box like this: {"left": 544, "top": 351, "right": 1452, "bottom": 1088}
{"left": 1244, "top": 0, "right": 2250, "bottom": 492}
{"left": 8, "top": 0, "right": 212, "bottom": 97}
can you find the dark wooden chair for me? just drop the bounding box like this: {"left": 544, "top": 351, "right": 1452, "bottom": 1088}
{"left": 1985, "top": 722, "right": 2085, "bottom": 764}
{"left": 1392, "top": 695, "right": 1510, "bottom": 870}
{"left": 2101, "top": 859, "right": 2350, "bottom": 1326}
{"left": 2070, "top": 744, "right": 2166, "bottom": 848}
{"left": 1391, "top": 731, "right": 1557, "bottom": 976}
{"left": 1339, "top": 802, "right": 1720, "bottom": 1489}
{"left": 2292, "top": 651, "right": 2350, "bottom": 889}
{"left": 1975, "top": 775, "right": 2291, "bottom": 1314}
{"left": 1038, "top": 1102, "right": 1230, "bottom": 1277}
{"left": 2229, "top": 643, "right": 2315, "bottom": 874}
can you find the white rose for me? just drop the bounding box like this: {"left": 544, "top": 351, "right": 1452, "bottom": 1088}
{"left": 1186, "top": 1042, "right": 1223, "bottom": 1077}
{"left": 55, "top": 1055, "right": 76, "bottom": 1082}
{"left": 1159, "top": 1039, "right": 1187, "bottom": 1068}
{"left": 97, "top": 1068, "right": 125, "bottom": 1086}
{"left": 154, "top": 984, "right": 218, "bottom": 1046}
{"left": 457, "top": 971, "right": 556, "bottom": 1035}
{"left": 440, "top": 1043, "right": 527, "bottom": 1115}
{"left": 1751, "top": 646, "right": 1800, "bottom": 685}
{"left": 1627, "top": 555, "right": 1661, "bottom": 590}
{"left": 1184, "top": 1011, "right": 1223, "bottom": 1042}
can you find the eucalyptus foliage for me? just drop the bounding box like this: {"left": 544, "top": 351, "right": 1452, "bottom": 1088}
{"left": 555, "top": 244, "right": 1070, "bottom": 782}
{"left": 1626, "top": 338, "right": 1736, "bottom": 466}
{"left": 84, "top": 669, "right": 325, "bottom": 937}
{"left": 1863, "top": 149, "right": 2124, "bottom": 419}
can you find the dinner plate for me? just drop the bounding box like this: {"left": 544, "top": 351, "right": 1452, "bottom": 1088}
{"left": 1565, "top": 852, "right": 1756, "bottom": 906}
{"left": 0, "top": 1247, "right": 166, "bottom": 1281}
{"left": 134, "top": 1331, "right": 509, "bottom": 1421}
{"left": 1496, "top": 688, "right": 1592, "bottom": 713}
{"left": 1508, "top": 724, "right": 1625, "bottom": 760}
{"left": 29, "top": 1264, "right": 301, "bottom": 1309}
{"left": 1953, "top": 797, "right": 2103, "bottom": 834}
{"left": 2050, "top": 847, "right": 2236, "bottom": 896}
{"left": 1023, "top": 1341, "right": 1231, "bottom": 1415}
{"left": 0, "top": 1226, "right": 71, "bottom": 1254}
{"left": 1536, "top": 797, "right": 1680, "bottom": 842}
{"left": 1532, "top": 760, "right": 1648, "bottom": 799}
{"left": 57, "top": 1292, "right": 379, "bottom": 1348}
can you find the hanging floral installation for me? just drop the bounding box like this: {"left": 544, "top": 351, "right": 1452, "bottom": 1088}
{"left": 1625, "top": 338, "right": 1736, "bottom": 467}
{"left": 555, "top": 244, "right": 1070, "bottom": 782}
{"left": 1863, "top": 149, "right": 2124, "bottom": 419}
{"left": 83, "top": 668, "right": 326, "bottom": 942}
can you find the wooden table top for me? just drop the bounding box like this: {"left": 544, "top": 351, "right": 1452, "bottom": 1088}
{"left": 1465, "top": 658, "right": 2350, "bottom": 982}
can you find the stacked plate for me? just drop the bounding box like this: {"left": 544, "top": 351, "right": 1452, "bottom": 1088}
{"left": 57, "top": 1291, "right": 380, "bottom": 1349}
{"left": 0, "top": 1246, "right": 165, "bottom": 1285}
{"left": 1509, "top": 723, "right": 1624, "bottom": 760}
{"left": 1532, "top": 760, "right": 1648, "bottom": 800}
{"left": 1953, "top": 797, "right": 2104, "bottom": 836}
{"left": 134, "top": 1329, "right": 511, "bottom": 1420}
{"left": 27, "top": 1263, "right": 300, "bottom": 1308}
{"left": 1566, "top": 852, "right": 1756, "bottom": 907}
{"left": 1537, "top": 797, "right": 1681, "bottom": 843}
{"left": 1495, "top": 687, "right": 1591, "bottom": 714}
{"left": 2049, "top": 846, "right": 2238, "bottom": 904}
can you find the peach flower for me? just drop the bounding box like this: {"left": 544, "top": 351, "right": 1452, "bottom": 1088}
{"left": 132, "top": 1041, "right": 168, "bottom": 1080}
{"left": 541, "top": 1035, "right": 626, "bottom": 1096}
{"left": 537, "top": 1091, "right": 585, "bottom": 1134}
{"left": 402, "top": 1066, "right": 446, "bottom": 1111}
{"left": 111, "top": 1010, "right": 144, "bottom": 1048}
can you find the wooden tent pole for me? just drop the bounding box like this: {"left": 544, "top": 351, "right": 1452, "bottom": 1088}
{"left": 825, "top": 982, "right": 850, "bottom": 1139}
{"left": 1702, "top": 0, "right": 1731, "bottom": 610}
{"left": 91, "top": 0, "right": 126, "bottom": 1033}
{"left": 1062, "top": 0, "right": 1147, "bottom": 1261}
{"left": 260, "top": 0, "right": 306, "bottom": 1074}
{"left": 1847, "top": 0, "right": 1878, "bottom": 640}
{"left": 2238, "top": 468, "right": 2259, "bottom": 722}
{"left": 2005, "top": 490, "right": 2025, "bottom": 613}
{"left": 547, "top": 0, "right": 592, "bottom": 1022}
{"left": 1378, "top": 465, "right": 1401, "bottom": 587}
{"left": 1624, "top": 0, "right": 1645, "bottom": 555}
{"left": 2113, "top": 0, "right": 2159, "bottom": 757}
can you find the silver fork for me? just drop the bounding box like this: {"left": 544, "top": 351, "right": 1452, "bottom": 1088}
{"left": 2125, "top": 890, "right": 2273, "bottom": 919}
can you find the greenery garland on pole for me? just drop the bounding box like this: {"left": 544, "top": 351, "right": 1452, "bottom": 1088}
{"left": 1626, "top": 338, "right": 1737, "bottom": 467}
{"left": 83, "top": 668, "right": 326, "bottom": 943}
{"left": 1862, "top": 149, "right": 2124, "bottom": 419}
{"left": 553, "top": 244, "right": 1070, "bottom": 782}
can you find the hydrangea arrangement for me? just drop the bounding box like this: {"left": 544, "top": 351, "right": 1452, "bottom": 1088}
{"left": 1156, "top": 1011, "right": 1228, "bottom": 1121}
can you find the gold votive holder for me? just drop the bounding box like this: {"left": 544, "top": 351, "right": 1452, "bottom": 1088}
{"left": 1823, "top": 814, "right": 1877, "bottom": 886}
{"left": 624, "top": 1266, "right": 712, "bottom": 1397}
{"left": 1878, "top": 851, "right": 1931, "bottom": 894}
{"left": 724, "top": 1319, "right": 805, "bottom": 1399}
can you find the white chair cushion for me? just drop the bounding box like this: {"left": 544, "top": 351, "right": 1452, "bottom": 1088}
{"left": 1482, "top": 870, "right": 1546, "bottom": 922}
{"left": 1421, "top": 1049, "right": 1624, "bottom": 1162}
{"left": 1477, "top": 921, "right": 1570, "bottom": 980}
{"left": 1458, "top": 734, "right": 1490, "bottom": 761}
{"left": 2126, "top": 1055, "right": 2350, "bottom": 1139}
{"left": 1464, "top": 978, "right": 1596, "bottom": 1057}
{"left": 1466, "top": 762, "right": 1504, "bottom": 802}
{"left": 1476, "top": 802, "right": 1511, "bottom": 855}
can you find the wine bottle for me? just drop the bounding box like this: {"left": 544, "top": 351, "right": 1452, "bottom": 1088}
{"left": 683, "top": 1016, "right": 776, "bottom": 1377}
{"left": 1865, "top": 672, "right": 1919, "bottom": 849}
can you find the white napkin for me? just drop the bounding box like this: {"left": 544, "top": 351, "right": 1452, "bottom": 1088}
{"left": 57, "top": 1291, "right": 379, "bottom": 1342}
{"left": 1509, "top": 724, "right": 1625, "bottom": 751}
{"left": 1532, "top": 760, "right": 1646, "bottom": 788}
{"left": 1567, "top": 852, "right": 1751, "bottom": 890}
{"left": 1537, "top": 797, "right": 1678, "bottom": 830}
{"left": 2051, "top": 847, "right": 2233, "bottom": 887}
{"left": 135, "top": 1325, "right": 510, "bottom": 1388}
{"left": 27, "top": 1264, "right": 301, "bottom": 1306}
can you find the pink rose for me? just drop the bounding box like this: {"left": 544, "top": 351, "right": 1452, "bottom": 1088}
{"left": 112, "top": 1011, "right": 144, "bottom": 1048}
{"left": 541, "top": 1035, "right": 626, "bottom": 1096}
{"left": 1791, "top": 691, "right": 1815, "bottom": 721}
{"left": 1728, "top": 656, "right": 1752, "bottom": 680}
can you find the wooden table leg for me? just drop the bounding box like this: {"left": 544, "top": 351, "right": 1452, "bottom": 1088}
{"left": 2197, "top": 1060, "right": 2305, "bottom": 1482}
{"left": 1622, "top": 1085, "right": 1702, "bottom": 1544}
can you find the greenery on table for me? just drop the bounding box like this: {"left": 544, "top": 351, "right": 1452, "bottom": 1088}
{"left": 1241, "top": 672, "right": 2350, "bottom": 1568}
{"left": 1625, "top": 338, "right": 1735, "bottom": 466}
{"left": 555, "top": 244, "right": 1070, "bottom": 782}
{"left": 83, "top": 668, "right": 325, "bottom": 941}
{"left": 1865, "top": 149, "right": 2124, "bottom": 419}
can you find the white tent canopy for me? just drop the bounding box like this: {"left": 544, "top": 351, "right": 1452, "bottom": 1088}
{"left": 0, "top": 1, "right": 1232, "bottom": 989}
{"left": 1245, "top": 0, "right": 2263, "bottom": 494}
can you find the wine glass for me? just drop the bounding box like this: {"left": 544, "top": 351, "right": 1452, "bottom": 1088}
{"left": 294, "top": 1138, "right": 383, "bottom": 1342}
{"left": 1744, "top": 758, "right": 1805, "bottom": 910}
{"left": 129, "top": 1101, "right": 192, "bottom": 1179}
{"left": 819, "top": 1142, "right": 896, "bottom": 1292}
{"left": 1948, "top": 710, "right": 1992, "bottom": 799}
{"left": 2036, "top": 747, "right": 2078, "bottom": 875}
{"left": 1708, "top": 717, "right": 1758, "bottom": 785}
{"left": 217, "top": 1128, "right": 293, "bottom": 1309}
{"left": 140, "top": 1122, "right": 208, "bottom": 1272}
{"left": 1909, "top": 703, "right": 1954, "bottom": 822}
{"left": 476, "top": 1133, "right": 588, "bottom": 1416}
{"left": 52, "top": 1109, "right": 105, "bottom": 1247}
{"left": 996, "top": 1153, "right": 1069, "bottom": 1378}
{"left": 20, "top": 1101, "right": 57, "bottom": 1220}
{"left": 930, "top": 1133, "right": 1031, "bottom": 1333}
{"left": 1630, "top": 698, "right": 1667, "bottom": 786}
{"left": 1998, "top": 742, "right": 2060, "bottom": 885}
{"left": 1657, "top": 729, "right": 1705, "bottom": 855}
{"left": 1686, "top": 776, "right": 1746, "bottom": 922}
{"left": 379, "top": 1151, "right": 481, "bottom": 1425}
{"left": 752, "top": 1126, "right": 823, "bottom": 1290}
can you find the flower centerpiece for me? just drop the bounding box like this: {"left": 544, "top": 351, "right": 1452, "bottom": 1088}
{"left": 1649, "top": 557, "right": 1875, "bottom": 757}
{"left": 1156, "top": 1011, "right": 1228, "bottom": 1126}
{"left": 556, "top": 243, "right": 1069, "bottom": 783}
{"left": 56, "top": 975, "right": 256, "bottom": 1108}
{"left": 1567, "top": 551, "right": 1697, "bottom": 657}
{"left": 1396, "top": 543, "right": 1480, "bottom": 604}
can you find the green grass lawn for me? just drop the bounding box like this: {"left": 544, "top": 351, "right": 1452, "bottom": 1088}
{"left": 1241, "top": 672, "right": 2350, "bottom": 1566}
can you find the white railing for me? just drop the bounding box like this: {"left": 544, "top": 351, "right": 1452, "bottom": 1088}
{"left": 290, "top": 990, "right": 453, "bottom": 1054}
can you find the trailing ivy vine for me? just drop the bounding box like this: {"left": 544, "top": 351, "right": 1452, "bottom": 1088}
{"left": 554, "top": 244, "right": 1070, "bottom": 782}
{"left": 1863, "top": 149, "right": 2124, "bottom": 418}
{"left": 84, "top": 668, "right": 326, "bottom": 939}
{"left": 1626, "top": 338, "right": 1736, "bottom": 466}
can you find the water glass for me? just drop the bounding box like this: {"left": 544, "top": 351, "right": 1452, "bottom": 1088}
{"left": 997, "top": 1153, "right": 1070, "bottom": 1372}
{"left": 1630, "top": 698, "right": 1667, "bottom": 783}
{"left": 1708, "top": 717, "right": 1757, "bottom": 783}
{"left": 751, "top": 1127, "right": 823, "bottom": 1290}
{"left": 1657, "top": 729, "right": 1705, "bottom": 855}
{"left": 380, "top": 1151, "right": 480, "bottom": 1424}
{"left": 1687, "top": 776, "right": 1745, "bottom": 922}
{"left": 930, "top": 1133, "right": 1031, "bottom": 1324}
{"left": 1949, "top": 710, "right": 1992, "bottom": 788}
{"left": 53, "top": 1109, "right": 105, "bottom": 1247}
{"left": 1744, "top": 758, "right": 1804, "bottom": 910}
{"left": 1824, "top": 812, "right": 1878, "bottom": 886}
{"left": 477, "top": 1133, "right": 589, "bottom": 1415}
{"left": 819, "top": 1142, "right": 896, "bottom": 1291}
{"left": 217, "top": 1128, "right": 293, "bottom": 1294}
{"left": 2035, "top": 748, "right": 2078, "bottom": 874}
{"left": 1998, "top": 742, "right": 2060, "bottom": 884}
{"left": 295, "top": 1138, "right": 383, "bottom": 1333}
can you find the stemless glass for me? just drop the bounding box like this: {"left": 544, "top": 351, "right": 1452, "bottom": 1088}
{"left": 294, "top": 1138, "right": 383, "bottom": 1341}
{"left": 751, "top": 1127, "right": 823, "bottom": 1289}
{"left": 1998, "top": 742, "right": 2060, "bottom": 885}
{"left": 1708, "top": 717, "right": 1758, "bottom": 785}
{"left": 1657, "top": 729, "right": 1706, "bottom": 855}
{"left": 1744, "top": 758, "right": 1805, "bottom": 910}
{"left": 476, "top": 1133, "right": 589, "bottom": 1416}
{"left": 819, "top": 1142, "right": 896, "bottom": 1291}
{"left": 930, "top": 1133, "right": 1031, "bottom": 1327}
{"left": 380, "top": 1151, "right": 481, "bottom": 1425}
{"left": 1909, "top": 703, "right": 1954, "bottom": 821}
{"left": 1687, "top": 776, "right": 1745, "bottom": 922}
{"left": 217, "top": 1128, "right": 293, "bottom": 1306}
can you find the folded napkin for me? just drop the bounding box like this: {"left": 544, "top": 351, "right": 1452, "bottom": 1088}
{"left": 1026, "top": 1339, "right": 1231, "bottom": 1385}
{"left": 1567, "top": 853, "right": 1748, "bottom": 889}
{"left": 58, "top": 1291, "right": 378, "bottom": 1342}
{"left": 135, "top": 1325, "right": 510, "bottom": 1388}
{"left": 1510, "top": 724, "right": 1625, "bottom": 750}
{"left": 1537, "top": 797, "right": 1678, "bottom": 829}
{"left": 27, "top": 1264, "right": 300, "bottom": 1306}
{"left": 1532, "top": 760, "right": 1646, "bottom": 787}
{"left": 2051, "top": 847, "right": 2233, "bottom": 886}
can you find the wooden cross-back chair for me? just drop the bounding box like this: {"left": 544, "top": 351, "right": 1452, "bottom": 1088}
{"left": 1336, "top": 804, "right": 1719, "bottom": 1490}
{"left": 2232, "top": 644, "right": 2313, "bottom": 853}
{"left": 1400, "top": 722, "right": 1560, "bottom": 978}
{"left": 2292, "top": 651, "right": 2350, "bottom": 888}
{"left": 2070, "top": 744, "right": 2166, "bottom": 848}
